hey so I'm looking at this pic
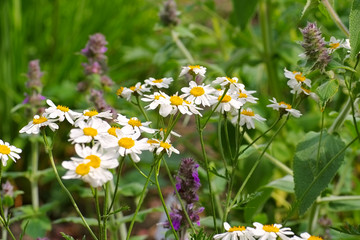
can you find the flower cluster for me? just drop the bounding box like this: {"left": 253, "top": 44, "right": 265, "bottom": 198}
{"left": 214, "top": 222, "right": 324, "bottom": 240}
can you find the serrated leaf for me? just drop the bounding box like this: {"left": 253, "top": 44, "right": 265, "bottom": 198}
{"left": 350, "top": 0, "right": 360, "bottom": 58}
{"left": 332, "top": 223, "right": 360, "bottom": 235}
{"left": 294, "top": 131, "right": 345, "bottom": 215}
{"left": 316, "top": 79, "right": 339, "bottom": 109}
{"left": 232, "top": 192, "right": 263, "bottom": 209}
{"left": 327, "top": 60, "right": 356, "bottom": 72}
{"left": 244, "top": 188, "right": 272, "bottom": 222}
{"left": 231, "top": 0, "right": 259, "bottom": 29}
{"left": 266, "top": 175, "right": 294, "bottom": 193}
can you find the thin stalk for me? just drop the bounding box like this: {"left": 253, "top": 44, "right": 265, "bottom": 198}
{"left": 131, "top": 161, "right": 155, "bottom": 184}
{"left": 154, "top": 158, "right": 179, "bottom": 240}
{"left": 317, "top": 195, "right": 360, "bottom": 203}
{"left": 223, "top": 113, "right": 234, "bottom": 161}
{"left": 171, "top": 30, "right": 195, "bottom": 64}
{"left": 230, "top": 117, "right": 289, "bottom": 209}
{"left": 316, "top": 111, "right": 325, "bottom": 171}
{"left": 108, "top": 157, "right": 125, "bottom": 212}
{"left": 307, "top": 202, "right": 320, "bottom": 233}
{"left": 30, "top": 139, "right": 39, "bottom": 212}
{"left": 92, "top": 187, "right": 102, "bottom": 240}
{"left": 41, "top": 130, "right": 98, "bottom": 240}
{"left": 135, "top": 95, "right": 150, "bottom": 122}
{"left": 103, "top": 183, "right": 109, "bottom": 240}
{"left": 321, "top": 0, "right": 349, "bottom": 37}
{"left": 217, "top": 116, "right": 228, "bottom": 171}
{"left": 196, "top": 115, "right": 218, "bottom": 232}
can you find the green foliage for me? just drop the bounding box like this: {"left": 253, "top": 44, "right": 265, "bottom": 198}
{"left": 231, "top": 0, "right": 259, "bottom": 29}
{"left": 350, "top": 0, "right": 360, "bottom": 58}
{"left": 61, "top": 232, "right": 86, "bottom": 240}
{"left": 332, "top": 223, "right": 360, "bottom": 236}
{"left": 293, "top": 131, "right": 345, "bottom": 215}
{"left": 316, "top": 79, "right": 339, "bottom": 110}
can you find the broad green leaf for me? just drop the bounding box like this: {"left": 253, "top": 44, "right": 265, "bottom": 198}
{"left": 118, "top": 182, "right": 144, "bottom": 197}
{"left": 329, "top": 199, "right": 360, "bottom": 211}
{"left": 21, "top": 216, "right": 51, "bottom": 238}
{"left": 266, "top": 175, "right": 294, "bottom": 193}
{"left": 231, "top": 0, "right": 259, "bottom": 29}
{"left": 327, "top": 60, "right": 356, "bottom": 72}
{"left": 294, "top": 131, "right": 345, "bottom": 215}
{"left": 301, "top": 0, "right": 319, "bottom": 19}
{"left": 316, "top": 79, "right": 339, "bottom": 109}
{"left": 350, "top": 0, "right": 360, "bottom": 58}
{"left": 244, "top": 188, "right": 272, "bottom": 223}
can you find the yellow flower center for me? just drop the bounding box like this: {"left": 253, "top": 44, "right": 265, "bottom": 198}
{"left": 83, "top": 127, "right": 98, "bottom": 137}
{"left": 295, "top": 73, "right": 306, "bottom": 82}
{"left": 152, "top": 79, "right": 163, "bottom": 83}
{"left": 75, "top": 163, "right": 90, "bottom": 176}
{"left": 128, "top": 118, "right": 142, "bottom": 127}
{"left": 218, "top": 95, "right": 231, "bottom": 103}
{"left": 108, "top": 126, "right": 121, "bottom": 137}
{"left": 147, "top": 139, "right": 159, "bottom": 144}
{"left": 308, "top": 236, "right": 323, "bottom": 240}
{"left": 228, "top": 226, "right": 246, "bottom": 232}
{"left": 238, "top": 93, "right": 248, "bottom": 98}
{"left": 170, "top": 96, "right": 184, "bottom": 105}
{"left": 330, "top": 42, "right": 340, "bottom": 49}
{"left": 189, "top": 65, "right": 200, "bottom": 70}
{"left": 130, "top": 86, "right": 136, "bottom": 91}
{"left": 226, "top": 77, "right": 237, "bottom": 83}
{"left": 279, "top": 101, "right": 292, "bottom": 109}
{"left": 117, "top": 87, "right": 124, "bottom": 96}
{"left": 85, "top": 155, "right": 101, "bottom": 168}
{"left": 0, "top": 145, "right": 10, "bottom": 155}
{"left": 57, "top": 105, "right": 69, "bottom": 112}
{"left": 241, "top": 109, "right": 255, "bottom": 116}
{"left": 190, "top": 87, "right": 205, "bottom": 97}
{"left": 262, "top": 224, "right": 279, "bottom": 233}
{"left": 160, "top": 141, "right": 171, "bottom": 149}
{"left": 84, "top": 110, "right": 98, "bottom": 117}
{"left": 118, "top": 137, "right": 135, "bottom": 149}
{"left": 33, "top": 116, "right": 48, "bottom": 124}
{"left": 301, "top": 87, "right": 311, "bottom": 94}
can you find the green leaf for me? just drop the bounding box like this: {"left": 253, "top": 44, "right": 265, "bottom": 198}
{"left": 231, "top": 0, "right": 259, "bottom": 29}
{"left": 244, "top": 188, "right": 272, "bottom": 223}
{"left": 53, "top": 217, "right": 98, "bottom": 226}
{"left": 327, "top": 60, "right": 356, "bottom": 72}
{"left": 316, "top": 79, "right": 339, "bottom": 109}
{"left": 118, "top": 182, "right": 144, "bottom": 197}
{"left": 301, "top": 0, "right": 320, "bottom": 20}
{"left": 350, "top": 0, "right": 360, "bottom": 58}
{"left": 293, "top": 131, "right": 345, "bottom": 215}
{"left": 329, "top": 199, "right": 360, "bottom": 211}
{"left": 266, "top": 175, "right": 294, "bottom": 193}
{"left": 22, "top": 216, "right": 51, "bottom": 238}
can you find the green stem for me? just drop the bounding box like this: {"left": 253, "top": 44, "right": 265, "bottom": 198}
{"left": 154, "top": 158, "right": 179, "bottom": 240}
{"left": 103, "top": 183, "right": 109, "bottom": 240}
{"left": 321, "top": 0, "right": 349, "bottom": 37}
{"left": 41, "top": 130, "right": 98, "bottom": 240}
{"left": 196, "top": 115, "right": 218, "bottom": 232}
{"left": 30, "top": 139, "right": 39, "bottom": 212}
{"left": 171, "top": 30, "right": 195, "bottom": 64}
{"left": 307, "top": 201, "right": 320, "bottom": 233}
{"left": 131, "top": 161, "right": 155, "bottom": 184}
{"left": 328, "top": 98, "right": 351, "bottom": 134}
{"left": 223, "top": 113, "right": 234, "bottom": 161}
{"left": 136, "top": 95, "right": 150, "bottom": 122}
{"left": 108, "top": 157, "right": 125, "bottom": 213}
{"left": 92, "top": 187, "right": 102, "bottom": 240}
{"left": 316, "top": 111, "right": 325, "bottom": 171}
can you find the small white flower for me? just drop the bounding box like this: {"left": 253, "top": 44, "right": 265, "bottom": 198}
{"left": 328, "top": 36, "right": 344, "bottom": 53}
{"left": 69, "top": 118, "right": 111, "bottom": 144}
{"left": 74, "top": 109, "right": 113, "bottom": 127}
{"left": 159, "top": 93, "right": 201, "bottom": 117}
{"left": 214, "top": 222, "right": 255, "bottom": 240}
{"left": 181, "top": 81, "right": 217, "bottom": 107}
{"left": 45, "top": 99, "right": 81, "bottom": 125}
{"left": 62, "top": 143, "right": 119, "bottom": 187}
{"left": 267, "top": 98, "right": 302, "bottom": 118}
{"left": 155, "top": 139, "right": 179, "bottom": 157}
{"left": 284, "top": 69, "right": 311, "bottom": 95}
{"left": 293, "top": 232, "right": 323, "bottom": 240}
{"left": 117, "top": 86, "right": 133, "bottom": 100}
{"left": 179, "top": 65, "right": 206, "bottom": 78}
{"left": 19, "top": 114, "right": 59, "bottom": 135}
{"left": 115, "top": 114, "right": 156, "bottom": 134}
{"left": 232, "top": 84, "right": 258, "bottom": 105}
{"left": 0, "top": 140, "right": 22, "bottom": 166}
{"left": 158, "top": 128, "right": 181, "bottom": 139}
{"left": 232, "top": 108, "right": 266, "bottom": 129}
{"left": 213, "top": 76, "right": 245, "bottom": 90}
{"left": 128, "top": 82, "right": 151, "bottom": 96}
{"left": 343, "top": 39, "right": 351, "bottom": 50}
{"left": 146, "top": 138, "right": 160, "bottom": 152}
{"left": 249, "top": 222, "right": 294, "bottom": 240}
{"left": 144, "top": 77, "right": 173, "bottom": 89}
{"left": 99, "top": 128, "right": 149, "bottom": 162}
{"left": 211, "top": 90, "right": 243, "bottom": 113}
{"left": 142, "top": 91, "right": 170, "bottom": 110}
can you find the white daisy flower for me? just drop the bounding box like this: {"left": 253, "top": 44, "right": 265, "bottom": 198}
{"left": 19, "top": 114, "right": 59, "bottom": 135}
{"left": 232, "top": 108, "right": 266, "bottom": 129}
{"left": 284, "top": 69, "right": 311, "bottom": 95}
{"left": 328, "top": 36, "right": 344, "bottom": 53}
{"left": 180, "top": 81, "right": 217, "bottom": 107}
{"left": 213, "top": 76, "right": 245, "bottom": 90}
{"left": 0, "top": 140, "right": 22, "bottom": 166}
{"left": 249, "top": 222, "right": 294, "bottom": 240}
{"left": 179, "top": 65, "right": 206, "bottom": 78}
{"left": 343, "top": 38, "right": 351, "bottom": 50}
{"left": 211, "top": 90, "right": 243, "bottom": 113}
{"left": 155, "top": 139, "right": 179, "bottom": 157}
{"left": 62, "top": 143, "right": 119, "bottom": 187}
{"left": 214, "top": 222, "right": 255, "bottom": 240}
{"left": 158, "top": 128, "right": 181, "bottom": 139}
{"left": 232, "top": 83, "right": 258, "bottom": 105}
{"left": 116, "top": 86, "right": 133, "bottom": 101}
{"left": 159, "top": 93, "right": 200, "bottom": 117}
{"left": 292, "top": 232, "right": 323, "bottom": 240}
{"left": 144, "top": 77, "right": 173, "bottom": 89}
{"left": 267, "top": 98, "right": 302, "bottom": 118}
{"left": 45, "top": 99, "right": 81, "bottom": 125}
{"left": 99, "top": 128, "right": 149, "bottom": 162}
{"left": 147, "top": 138, "right": 160, "bottom": 152}
{"left": 142, "top": 91, "right": 170, "bottom": 110}
{"left": 69, "top": 118, "right": 111, "bottom": 144}
{"left": 128, "top": 82, "right": 151, "bottom": 96}
{"left": 74, "top": 109, "right": 113, "bottom": 127}
{"left": 115, "top": 114, "right": 155, "bottom": 134}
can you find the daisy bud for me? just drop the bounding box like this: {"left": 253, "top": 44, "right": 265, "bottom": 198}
{"left": 300, "top": 22, "right": 330, "bottom": 72}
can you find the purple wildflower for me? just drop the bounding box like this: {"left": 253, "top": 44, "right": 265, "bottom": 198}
{"left": 81, "top": 33, "right": 108, "bottom": 60}
{"left": 26, "top": 60, "right": 43, "bottom": 91}
{"left": 159, "top": 0, "right": 180, "bottom": 27}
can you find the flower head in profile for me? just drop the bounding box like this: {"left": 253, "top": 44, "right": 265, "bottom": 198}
{"left": 211, "top": 90, "right": 242, "bottom": 113}
{"left": 214, "top": 222, "right": 255, "bottom": 240}
{"left": 128, "top": 82, "right": 151, "bottom": 96}
{"left": 144, "top": 77, "right": 173, "bottom": 89}
{"left": 142, "top": 91, "right": 170, "bottom": 110}
{"left": 115, "top": 114, "right": 156, "bottom": 134}
{"left": 179, "top": 65, "right": 206, "bottom": 78}
{"left": 249, "top": 222, "right": 294, "bottom": 240}
{"left": 62, "top": 143, "right": 118, "bottom": 187}
{"left": 45, "top": 99, "right": 81, "bottom": 125}
{"left": 293, "top": 232, "right": 323, "bottom": 240}
{"left": 116, "top": 86, "right": 133, "bottom": 101}
{"left": 213, "top": 76, "right": 245, "bottom": 90}
{"left": 74, "top": 109, "right": 113, "bottom": 127}
{"left": 234, "top": 85, "right": 258, "bottom": 105}
{"left": 155, "top": 139, "right": 179, "bottom": 157}
{"left": 232, "top": 108, "right": 266, "bottom": 129}
{"left": 328, "top": 36, "right": 345, "bottom": 54}
{"left": 0, "top": 140, "right": 22, "bottom": 167}
{"left": 284, "top": 69, "right": 311, "bottom": 95}
{"left": 180, "top": 81, "right": 217, "bottom": 107}
{"left": 20, "top": 114, "right": 59, "bottom": 135}
{"left": 267, "top": 98, "right": 302, "bottom": 118}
